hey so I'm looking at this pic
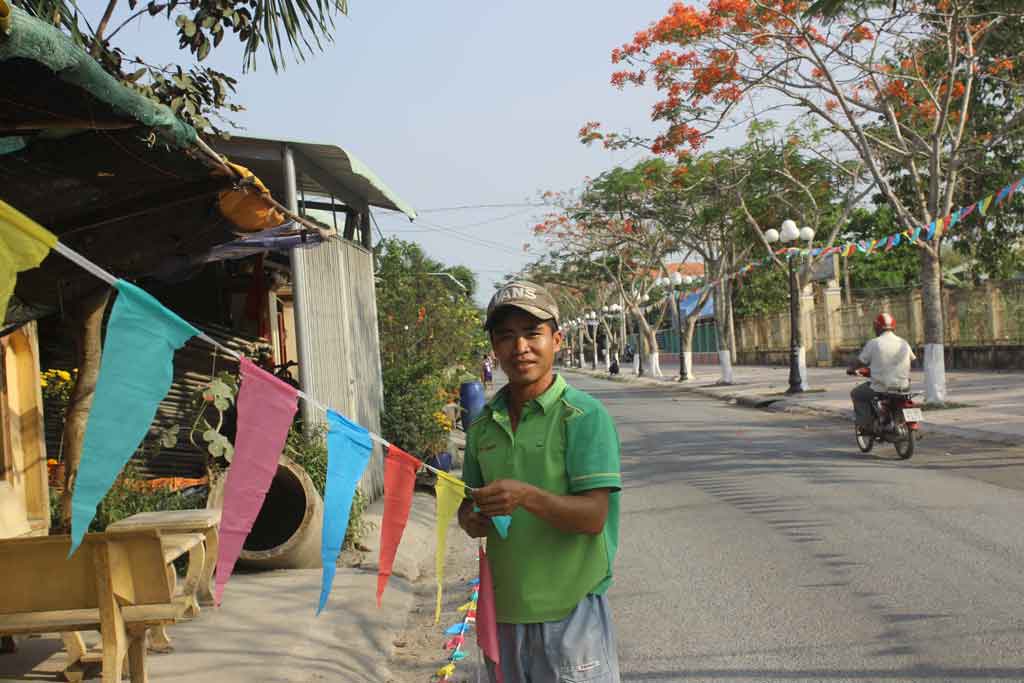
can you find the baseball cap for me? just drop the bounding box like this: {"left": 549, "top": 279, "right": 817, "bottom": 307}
{"left": 484, "top": 281, "right": 560, "bottom": 330}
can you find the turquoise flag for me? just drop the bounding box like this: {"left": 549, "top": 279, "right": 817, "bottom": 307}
{"left": 70, "top": 281, "right": 198, "bottom": 554}
{"left": 317, "top": 409, "right": 373, "bottom": 614}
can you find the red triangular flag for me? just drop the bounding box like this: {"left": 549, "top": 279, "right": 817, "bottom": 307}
{"left": 477, "top": 546, "right": 502, "bottom": 681}
{"left": 376, "top": 445, "right": 421, "bottom": 606}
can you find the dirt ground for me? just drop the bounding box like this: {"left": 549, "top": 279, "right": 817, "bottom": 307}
{"left": 386, "top": 533, "right": 488, "bottom": 682}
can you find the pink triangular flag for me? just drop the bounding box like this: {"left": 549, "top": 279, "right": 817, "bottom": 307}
{"left": 214, "top": 358, "right": 298, "bottom": 604}
{"left": 477, "top": 546, "right": 502, "bottom": 682}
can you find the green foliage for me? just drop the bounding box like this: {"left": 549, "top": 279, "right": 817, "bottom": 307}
{"left": 71, "top": 463, "right": 206, "bottom": 533}
{"left": 13, "top": 0, "right": 348, "bottom": 133}
{"left": 843, "top": 206, "right": 919, "bottom": 291}
{"left": 732, "top": 265, "right": 789, "bottom": 318}
{"left": 375, "top": 239, "right": 487, "bottom": 456}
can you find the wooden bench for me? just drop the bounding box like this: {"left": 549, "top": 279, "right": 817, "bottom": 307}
{"left": 0, "top": 530, "right": 185, "bottom": 682}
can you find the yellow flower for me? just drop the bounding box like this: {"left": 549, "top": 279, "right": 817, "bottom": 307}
{"left": 40, "top": 379, "right": 48, "bottom": 388}
{"left": 57, "top": 370, "right": 71, "bottom": 381}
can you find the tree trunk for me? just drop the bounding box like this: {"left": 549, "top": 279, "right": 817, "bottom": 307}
{"left": 920, "top": 247, "right": 947, "bottom": 404}
{"left": 725, "top": 278, "right": 737, "bottom": 365}
{"left": 59, "top": 288, "right": 112, "bottom": 532}
{"left": 714, "top": 284, "right": 733, "bottom": 384}
{"left": 680, "top": 315, "right": 697, "bottom": 381}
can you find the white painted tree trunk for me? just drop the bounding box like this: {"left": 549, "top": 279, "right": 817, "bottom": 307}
{"left": 682, "top": 351, "right": 693, "bottom": 381}
{"left": 633, "top": 355, "right": 640, "bottom": 375}
{"left": 924, "top": 344, "right": 947, "bottom": 403}
{"left": 651, "top": 352, "right": 663, "bottom": 377}
{"left": 797, "top": 346, "right": 809, "bottom": 391}
{"left": 718, "top": 350, "right": 734, "bottom": 384}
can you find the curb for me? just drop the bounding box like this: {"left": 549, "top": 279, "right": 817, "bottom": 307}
{"left": 563, "top": 367, "right": 1021, "bottom": 448}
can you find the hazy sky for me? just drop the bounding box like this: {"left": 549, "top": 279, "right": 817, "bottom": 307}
{"left": 109, "top": 1, "right": 690, "bottom": 305}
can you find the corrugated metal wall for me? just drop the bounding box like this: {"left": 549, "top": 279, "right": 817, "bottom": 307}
{"left": 292, "top": 238, "right": 385, "bottom": 499}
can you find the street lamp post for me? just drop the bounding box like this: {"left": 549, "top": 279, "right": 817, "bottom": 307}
{"left": 586, "top": 312, "right": 599, "bottom": 370}
{"left": 765, "top": 220, "right": 814, "bottom": 394}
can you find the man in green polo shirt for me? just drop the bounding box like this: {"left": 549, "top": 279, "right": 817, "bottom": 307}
{"left": 459, "top": 281, "right": 622, "bottom": 683}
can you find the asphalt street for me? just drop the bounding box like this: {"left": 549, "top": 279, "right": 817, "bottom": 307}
{"left": 566, "top": 373, "right": 1024, "bottom": 683}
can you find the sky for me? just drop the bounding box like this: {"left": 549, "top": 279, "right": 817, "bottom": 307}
{"left": 105, "top": 0, "right": 693, "bottom": 306}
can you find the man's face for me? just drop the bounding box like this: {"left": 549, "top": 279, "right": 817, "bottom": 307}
{"left": 490, "top": 309, "right": 563, "bottom": 386}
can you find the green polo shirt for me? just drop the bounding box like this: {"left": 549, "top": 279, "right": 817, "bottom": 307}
{"left": 463, "top": 374, "right": 621, "bottom": 624}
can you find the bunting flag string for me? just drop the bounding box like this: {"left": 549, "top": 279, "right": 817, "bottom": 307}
{"left": 436, "top": 578, "right": 482, "bottom": 682}
{"left": 215, "top": 358, "right": 299, "bottom": 604}
{"left": 0, "top": 200, "right": 57, "bottom": 321}
{"left": 69, "top": 280, "right": 200, "bottom": 554}
{"left": 672, "top": 174, "right": 1024, "bottom": 310}
{"left": 434, "top": 470, "right": 467, "bottom": 623}
{"left": 0, "top": 198, "right": 494, "bottom": 616}
{"left": 377, "top": 445, "right": 421, "bottom": 607}
{"left": 318, "top": 410, "right": 373, "bottom": 614}
{"left": 477, "top": 544, "right": 502, "bottom": 681}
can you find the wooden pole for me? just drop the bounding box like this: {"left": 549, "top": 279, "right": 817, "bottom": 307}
{"left": 59, "top": 288, "right": 112, "bottom": 532}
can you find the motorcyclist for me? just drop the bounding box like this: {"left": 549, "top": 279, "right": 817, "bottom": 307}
{"left": 847, "top": 313, "right": 916, "bottom": 432}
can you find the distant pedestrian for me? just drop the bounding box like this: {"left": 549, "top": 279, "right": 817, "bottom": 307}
{"left": 482, "top": 353, "right": 494, "bottom": 388}
{"left": 609, "top": 357, "right": 620, "bottom": 375}
{"left": 460, "top": 281, "right": 622, "bottom": 683}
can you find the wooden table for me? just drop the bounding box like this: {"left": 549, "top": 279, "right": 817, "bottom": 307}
{"left": 108, "top": 509, "right": 220, "bottom": 606}
{"left": 107, "top": 509, "right": 221, "bottom": 652}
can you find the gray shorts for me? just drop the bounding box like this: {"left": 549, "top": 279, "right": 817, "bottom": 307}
{"left": 486, "top": 594, "right": 620, "bottom": 683}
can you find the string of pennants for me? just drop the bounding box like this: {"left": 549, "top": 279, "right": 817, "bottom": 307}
{"left": 0, "top": 199, "right": 485, "bottom": 619}
{"left": 435, "top": 545, "right": 502, "bottom": 682}
{"left": 673, "top": 174, "right": 1024, "bottom": 302}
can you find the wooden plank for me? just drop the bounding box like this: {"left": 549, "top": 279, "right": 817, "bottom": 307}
{"left": 91, "top": 541, "right": 127, "bottom": 683}
{"left": 0, "top": 609, "right": 100, "bottom": 633}
{"left": 159, "top": 533, "right": 205, "bottom": 564}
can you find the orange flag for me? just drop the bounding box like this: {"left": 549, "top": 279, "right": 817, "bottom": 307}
{"left": 377, "top": 445, "right": 421, "bottom": 607}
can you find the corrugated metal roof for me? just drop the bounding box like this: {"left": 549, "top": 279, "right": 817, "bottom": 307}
{"left": 217, "top": 136, "right": 417, "bottom": 220}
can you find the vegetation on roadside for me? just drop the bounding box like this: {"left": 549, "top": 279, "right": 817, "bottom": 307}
{"left": 375, "top": 239, "right": 489, "bottom": 457}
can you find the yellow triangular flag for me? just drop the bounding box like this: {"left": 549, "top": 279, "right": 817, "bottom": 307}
{"left": 457, "top": 600, "right": 475, "bottom": 613}
{"left": 436, "top": 662, "right": 456, "bottom": 678}
{"left": 434, "top": 471, "right": 466, "bottom": 623}
{"left": 0, "top": 200, "right": 58, "bottom": 321}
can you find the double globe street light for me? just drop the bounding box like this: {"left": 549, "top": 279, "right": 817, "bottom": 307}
{"left": 764, "top": 219, "right": 815, "bottom": 394}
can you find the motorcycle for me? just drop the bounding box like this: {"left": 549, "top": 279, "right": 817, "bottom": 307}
{"left": 848, "top": 367, "right": 923, "bottom": 459}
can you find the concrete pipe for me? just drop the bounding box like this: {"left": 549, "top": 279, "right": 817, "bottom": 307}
{"left": 208, "top": 455, "right": 324, "bottom": 570}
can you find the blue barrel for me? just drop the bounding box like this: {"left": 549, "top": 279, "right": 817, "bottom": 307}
{"left": 459, "top": 381, "right": 486, "bottom": 429}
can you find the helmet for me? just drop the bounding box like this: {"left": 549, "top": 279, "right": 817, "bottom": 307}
{"left": 874, "top": 312, "right": 896, "bottom": 334}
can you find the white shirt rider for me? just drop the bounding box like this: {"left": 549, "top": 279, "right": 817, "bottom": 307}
{"left": 858, "top": 330, "right": 916, "bottom": 392}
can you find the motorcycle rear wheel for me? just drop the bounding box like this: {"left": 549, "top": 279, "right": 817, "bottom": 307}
{"left": 894, "top": 427, "right": 915, "bottom": 459}
{"left": 856, "top": 428, "right": 874, "bottom": 453}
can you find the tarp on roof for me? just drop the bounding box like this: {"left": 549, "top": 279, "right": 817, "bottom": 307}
{"left": 680, "top": 292, "right": 714, "bottom": 319}
{"left": 216, "top": 136, "right": 417, "bottom": 220}
{"left": 0, "top": 5, "right": 197, "bottom": 149}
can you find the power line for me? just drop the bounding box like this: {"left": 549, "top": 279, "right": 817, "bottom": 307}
{"left": 416, "top": 202, "right": 546, "bottom": 213}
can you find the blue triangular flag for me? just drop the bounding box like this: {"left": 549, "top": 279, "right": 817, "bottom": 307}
{"left": 70, "top": 281, "right": 198, "bottom": 555}
{"left": 317, "top": 410, "right": 373, "bottom": 615}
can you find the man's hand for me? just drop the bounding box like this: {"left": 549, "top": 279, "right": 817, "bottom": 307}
{"left": 473, "top": 479, "right": 537, "bottom": 517}
{"left": 458, "top": 502, "right": 493, "bottom": 538}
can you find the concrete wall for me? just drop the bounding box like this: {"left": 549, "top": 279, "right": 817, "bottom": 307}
{"left": 734, "top": 281, "right": 1024, "bottom": 370}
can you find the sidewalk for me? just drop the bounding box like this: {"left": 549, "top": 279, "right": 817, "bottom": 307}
{"left": 568, "top": 363, "right": 1024, "bottom": 446}
{"left": 0, "top": 490, "right": 439, "bottom": 682}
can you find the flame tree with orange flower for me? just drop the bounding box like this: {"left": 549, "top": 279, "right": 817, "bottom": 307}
{"left": 588, "top": 0, "right": 1024, "bottom": 404}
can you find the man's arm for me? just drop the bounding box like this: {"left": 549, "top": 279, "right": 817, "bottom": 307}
{"left": 472, "top": 482, "right": 610, "bottom": 536}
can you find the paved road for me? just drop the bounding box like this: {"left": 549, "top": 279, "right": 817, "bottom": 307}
{"left": 565, "top": 373, "right": 1024, "bottom": 682}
